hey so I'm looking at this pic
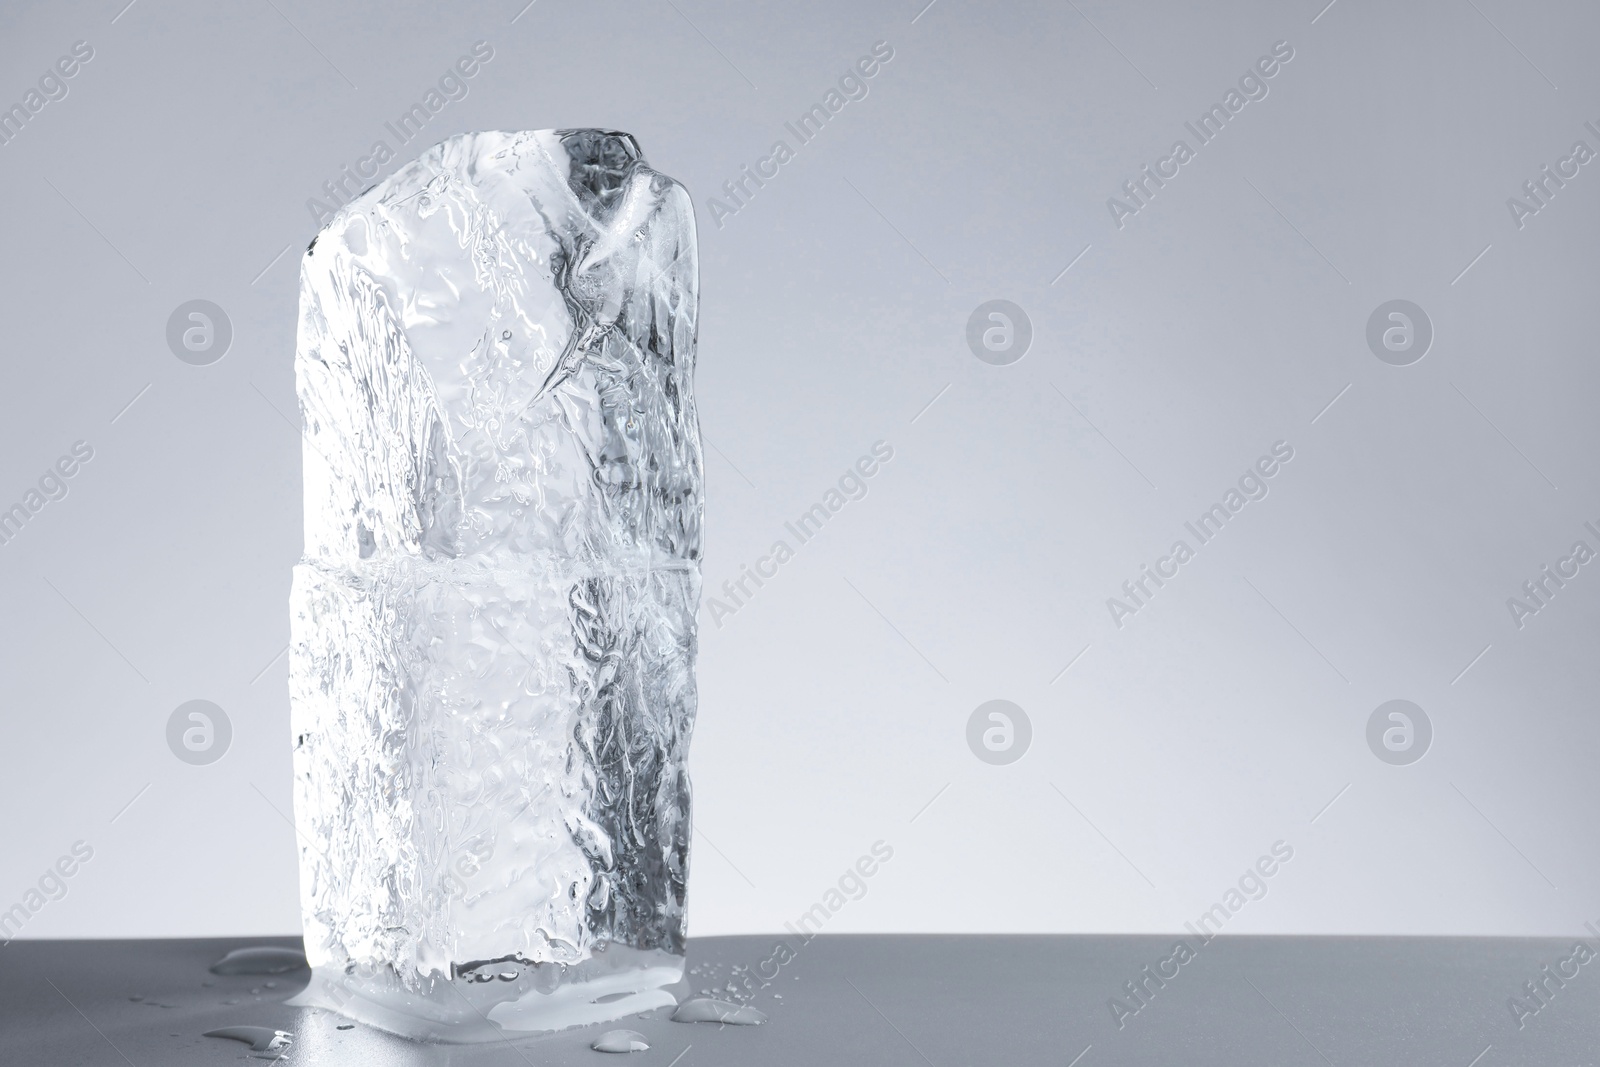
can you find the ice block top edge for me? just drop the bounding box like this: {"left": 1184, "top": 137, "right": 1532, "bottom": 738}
{"left": 294, "top": 129, "right": 702, "bottom": 573}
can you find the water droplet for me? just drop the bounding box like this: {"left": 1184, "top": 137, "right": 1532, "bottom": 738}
{"left": 203, "top": 1026, "right": 294, "bottom": 1054}
{"left": 671, "top": 997, "right": 767, "bottom": 1025}
{"left": 210, "top": 946, "right": 308, "bottom": 975}
{"left": 498, "top": 971, "right": 518, "bottom": 982}
{"left": 591, "top": 1029, "right": 649, "bottom": 1053}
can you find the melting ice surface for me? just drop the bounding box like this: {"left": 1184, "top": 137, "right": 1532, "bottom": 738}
{"left": 287, "top": 130, "right": 701, "bottom": 1042}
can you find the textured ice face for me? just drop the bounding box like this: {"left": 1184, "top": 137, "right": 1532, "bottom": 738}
{"left": 288, "top": 130, "right": 700, "bottom": 1037}
{"left": 296, "top": 129, "right": 700, "bottom": 567}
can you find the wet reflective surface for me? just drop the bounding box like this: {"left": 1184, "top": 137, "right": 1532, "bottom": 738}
{"left": 6, "top": 933, "right": 1595, "bottom": 1065}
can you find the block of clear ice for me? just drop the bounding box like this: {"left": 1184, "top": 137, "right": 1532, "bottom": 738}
{"left": 286, "top": 130, "right": 701, "bottom": 1041}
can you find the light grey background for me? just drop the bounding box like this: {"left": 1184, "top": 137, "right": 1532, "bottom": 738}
{"left": 1, "top": 0, "right": 1596, "bottom": 942}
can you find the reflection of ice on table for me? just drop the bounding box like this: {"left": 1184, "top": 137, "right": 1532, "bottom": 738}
{"left": 287, "top": 129, "right": 702, "bottom": 1040}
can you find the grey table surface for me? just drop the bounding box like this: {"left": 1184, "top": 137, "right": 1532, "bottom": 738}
{"left": 3, "top": 934, "right": 1595, "bottom": 1065}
